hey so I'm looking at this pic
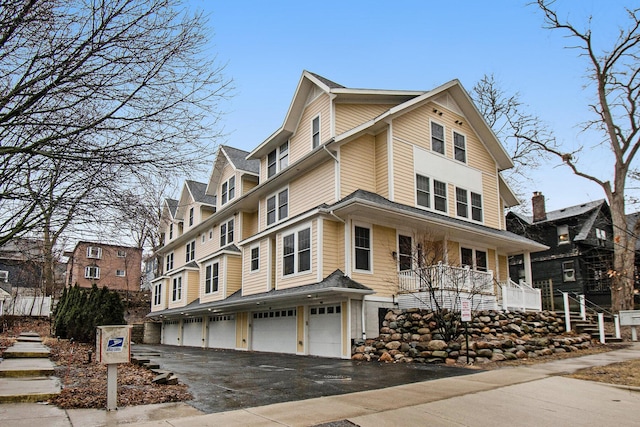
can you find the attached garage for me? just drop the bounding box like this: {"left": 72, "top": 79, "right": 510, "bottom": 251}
{"left": 182, "top": 317, "right": 204, "bottom": 347}
{"left": 207, "top": 314, "right": 236, "bottom": 349}
{"left": 251, "top": 308, "right": 297, "bottom": 354}
{"left": 308, "top": 304, "right": 343, "bottom": 358}
{"left": 163, "top": 320, "right": 181, "bottom": 346}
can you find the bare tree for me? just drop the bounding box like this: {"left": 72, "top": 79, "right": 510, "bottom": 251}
{"left": 0, "top": 0, "right": 231, "bottom": 245}
{"left": 522, "top": 1, "right": 640, "bottom": 311}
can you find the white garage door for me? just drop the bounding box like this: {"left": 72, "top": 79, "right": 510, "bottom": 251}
{"left": 309, "top": 304, "right": 342, "bottom": 358}
{"left": 251, "top": 308, "right": 297, "bottom": 354}
{"left": 208, "top": 315, "right": 236, "bottom": 349}
{"left": 183, "top": 317, "right": 204, "bottom": 347}
{"left": 163, "top": 320, "right": 180, "bottom": 346}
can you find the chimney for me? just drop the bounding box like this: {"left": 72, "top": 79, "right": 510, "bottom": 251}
{"left": 532, "top": 191, "right": 547, "bottom": 222}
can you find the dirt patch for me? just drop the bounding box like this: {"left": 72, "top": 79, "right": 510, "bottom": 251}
{"left": 567, "top": 358, "right": 640, "bottom": 387}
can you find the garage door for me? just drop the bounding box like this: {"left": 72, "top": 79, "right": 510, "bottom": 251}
{"left": 309, "top": 304, "right": 342, "bottom": 358}
{"left": 208, "top": 314, "right": 236, "bottom": 349}
{"left": 251, "top": 308, "right": 297, "bottom": 354}
{"left": 183, "top": 317, "right": 204, "bottom": 347}
{"left": 163, "top": 320, "right": 180, "bottom": 346}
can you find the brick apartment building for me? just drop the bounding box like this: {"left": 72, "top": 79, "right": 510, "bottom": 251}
{"left": 65, "top": 241, "right": 142, "bottom": 292}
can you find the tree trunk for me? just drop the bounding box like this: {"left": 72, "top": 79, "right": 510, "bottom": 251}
{"left": 609, "top": 195, "right": 636, "bottom": 312}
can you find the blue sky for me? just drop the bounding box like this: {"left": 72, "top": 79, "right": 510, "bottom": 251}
{"left": 189, "top": 0, "right": 636, "bottom": 213}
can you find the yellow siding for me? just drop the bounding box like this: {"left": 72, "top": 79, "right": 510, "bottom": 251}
{"left": 242, "top": 177, "right": 258, "bottom": 195}
{"left": 289, "top": 160, "right": 335, "bottom": 217}
{"left": 186, "top": 270, "right": 199, "bottom": 304}
{"left": 482, "top": 174, "right": 500, "bottom": 229}
{"left": 171, "top": 245, "right": 186, "bottom": 270}
{"left": 335, "top": 104, "right": 391, "bottom": 135}
{"left": 375, "top": 131, "right": 389, "bottom": 198}
{"left": 277, "top": 220, "right": 317, "bottom": 290}
{"left": 351, "top": 224, "right": 398, "bottom": 297}
{"left": 242, "top": 211, "right": 258, "bottom": 240}
{"left": 226, "top": 255, "right": 242, "bottom": 297}
{"left": 339, "top": 134, "right": 376, "bottom": 199}
{"left": 289, "top": 93, "right": 330, "bottom": 164}
{"left": 497, "top": 255, "right": 508, "bottom": 282}
{"left": 448, "top": 241, "right": 461, "bottom": 265}
{"left": 392, "top": 105, "right": 429, "bottom": 150}
{"left": 322, "top": 219, "right": 345, "bottom": 277}
{"left": 391, "top": 139, "right": 414, "bottom": 205}
{"left": 151, "top": 278, "right": 169, "bottom": 312}
{"left": 242, "top": 239, "right": 269, "bottom": 296}
{"left": 488, "top": 249, "right": 497, "bottom": 277}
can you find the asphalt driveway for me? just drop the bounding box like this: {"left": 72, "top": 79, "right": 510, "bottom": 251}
{"left": 132, "top": 344, "right": 477, "bottom": 413}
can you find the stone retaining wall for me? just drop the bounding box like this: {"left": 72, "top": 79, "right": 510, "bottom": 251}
{"left": 352, "top": 308, "right": 594, "bottom": 364}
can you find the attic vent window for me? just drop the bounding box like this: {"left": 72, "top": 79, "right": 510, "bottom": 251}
{"left": 557, "top": 225, "right": 569, "bottom": 245}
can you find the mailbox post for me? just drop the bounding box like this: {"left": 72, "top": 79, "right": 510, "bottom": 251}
{"left": 96, "top": 325, "right": 132, "bottom": 410}
{"left": 619, "top": 310, "right": 640, "bottom": 342}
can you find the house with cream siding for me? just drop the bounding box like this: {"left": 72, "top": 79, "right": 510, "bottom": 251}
{"left": 148, "top": 71, "right": 546, "bottom": 358}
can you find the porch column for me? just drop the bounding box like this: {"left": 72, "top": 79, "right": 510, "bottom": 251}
{"left": 523, "top": 252, "right": 533, "bottom": 285}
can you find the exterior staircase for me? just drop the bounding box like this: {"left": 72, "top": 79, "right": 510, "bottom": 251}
{"left": 0, "top": 332, "right": 61, "bottom": 402}
{"left": 569, "top": 313, "right": 623, "bottom": 343}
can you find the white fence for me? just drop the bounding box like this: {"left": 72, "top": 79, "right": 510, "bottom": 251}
{"left": 398, "top": 263, "right": 494, "bottom": 294}
{"left": 499, "top": 279, "right": 542, "bottom": 312}
{"left": 1, "top": 295, "right": 52, "bottom": 317}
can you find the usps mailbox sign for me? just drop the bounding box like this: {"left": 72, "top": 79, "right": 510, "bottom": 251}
{"left": 96, "top": 325, "right": 132, "bottom": 364}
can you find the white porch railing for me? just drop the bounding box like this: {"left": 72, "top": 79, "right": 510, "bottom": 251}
{"left": 499, "top": 279, "right": 542, "bottom": 312}
{"left": 398, "top": 263, "right": 494, "bottom": 295}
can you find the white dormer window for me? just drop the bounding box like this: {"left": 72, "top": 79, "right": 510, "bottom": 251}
{"left": 86, "top": 246, "right": 102, "bottom": 259}
{"left": 557, "top": 225, "right": 570, "bottom": 245}
{"left": 221, "top": 176, "right": 235, "bottom": 205}
{"left": 267, "top": 141, "right": 289, "bottom": 178}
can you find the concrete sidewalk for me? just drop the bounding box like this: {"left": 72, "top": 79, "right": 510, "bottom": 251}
{"left": 1, "top": 343, "right": 639, "bottom": 426}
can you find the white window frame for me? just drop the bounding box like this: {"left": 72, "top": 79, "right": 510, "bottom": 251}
{"left": 453, "top": 131, "right": 466, "bottom": 163}
{"left": 460, "top": 247, "right": 488, "bottom": 272}
{"left": 430, "top": 120, "right": 445, "bottom": 155}
{"left": 169, "top": 223, "right": 174, "bottom": 240}
{"left": 86, "top": 246, "right": 102, "bottom": 259}
{"left": 353, "top": 223, "right": 372, "bottom": 273}
{"left": 557, "top": 225, "right": 570, "bottom": 245}
{"left": 416, "top": 174, "right": 430, "bottom": 208}
{"left": 220, "top": 218, "right": 234, "bottom": 247}
{"left": 172, "top": 275, "right": 182, "bottom": 302}
{"left": 267, "top": 141, "right": 290, "bottom": 179}
{"left": 433, "top": 179, "right": 448, "bottom": 213}
{"left": 116, "top": 270, "right": 126, "bottom": 277}
{"left": 250, "top": 245, "right": 260, "bottom": 272}
{"left": 266, "top": 187, "right": 289, "bottom": 226}
{"left": 282, "top": 224, "right": 312, "bottom": 277}
{"left": 456, "top": 187, "right": 468, "bottom": 218}
{"left": 85, "top": 266, "right": 100, "bottom": 279}
{"left": 153, "top": 283, "right": 162, "bottom": 305}
{"left": 471, "top": 192, "right": 483, "bottom": 222}
{"left": 189, "top": 207, "right": 194, "bottom": 226}
{"left": 166, "top": 252, "right": 174, "bottom": 272}
{"left": 185, "top": 240, "right": 196, "bottom": 262}
{"left": 312, "top": 115, "right": 320, "bottom": 148}
{"left": 563, "top": 261, "right": 576, "bottom": 282}
{"left": 204, "top": 261, "right": 219, "bottom": 294}
{"left": 595, "top": 228, "right": 607, "bottom": 240}
{"left": 416, "top": 174, "right": 447, "bottom": 213}
{"left": 221, "top": 176, "right": 236, "bottom": 205}
{"left": 117, "top": 250, "right": 126, "bottom": 258}
{"left": 398, "top": 234, "right": 413, "bottom": 272}
{"left": 208, "top": 229, "right": 213, "bottom": 240}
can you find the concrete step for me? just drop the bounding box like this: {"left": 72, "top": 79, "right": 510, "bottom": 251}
{"left": 0, "top": 376, "right": 61, "bottom": 403}
{"left": 3, "top": 342, "right": 51, "bottom": 359}
{"left": 0, "top": 358, "right": 55, "bottom": 378}
{"left": 143, "top": 362, "right": 160, "bottom": 370}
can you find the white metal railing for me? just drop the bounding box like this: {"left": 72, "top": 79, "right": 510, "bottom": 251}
{"left": 499, "top": 279, "right": 542, "bottom": 312}
{"left": 398, "top": 263, "right": 494, "bottom": 295}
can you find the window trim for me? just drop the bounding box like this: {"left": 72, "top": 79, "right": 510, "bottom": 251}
{"left": 221, "top": 176, "right": 236, "bottom": 205}
{"left": 460, "top": 247, "right": 488, "bottom": 272}
{"left": 453, "top": 131, "right": 466, "bottom": 163}
{"left": 266, "top": 187, "right": 289, "bottom": 226}
{"left": 204, "top": 261, "right": 219, "bottom": 294}
{"left": 116, "top": 269, "right": 126, "bottom": 277}
{"left": 433, "top": 179, "right": 448, "bottom": 213}
{"left": 169, "top": 223, "right": 174, "bottom": 240}
{"left": 250, "top": 245, "right": 260, "bottom": 272}
{"left": 220, "top": 218, "right": 234, "bottom": 247}
{"left": 172, "top": 275, "right": 183, "bottom": 302}
{"left": 185, "top": 240, "right": 196, "bottom": 262}
{"left": 353, "top": 223, "right": 372, "bottom": 273}
{"left": 153, "top": 283, "right": 162, "bottom": 305}
{"left": 282, "top": 224, "right": 312, "bottom": 277}
{"left": 456, "top": 187, "right": 468, "bottom": 218}
{"left": 471, "top": 192, "right": 483, "bottom": 222}
{"left": 86, "top": 246, "right": 102, "bottom": 259}
{"left": 398, "top": 234, "right": 413, "bottom": 272}
{"left": 117, "top": 250, "right": 126, "bottom": 258}
{"left": 430, "top": 120, "right": 445, "bottom": 155}
{"left": 416, "top": 174, "right": 430, "bottom": 209}
{"left": 562, "top": 260, "right": 576, "bottom": 282}
{"left": 312, "top": 115, "right": 320, "bottom": 148}
{"left": 85, "top": 265, "right": 100, "bottom": 279}
{"left": 166, "top": 252, "right": 174, "bottom": 272}
{"left": 189, "top": 207, "right": 194, "bottom": 226}
{"left": 557, "top": 225, "right": 570, "bottom": 245}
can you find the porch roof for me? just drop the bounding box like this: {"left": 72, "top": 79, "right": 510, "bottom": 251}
{"left": 147, "top": 269, "right": 373, "bottom": 319}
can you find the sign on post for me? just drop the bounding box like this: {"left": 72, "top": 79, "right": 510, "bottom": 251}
{"left": 96, "top": 325, "right": 132, "bottom": 411}
{"left": 461, "top": 300, "right": 472, "bottom": 322}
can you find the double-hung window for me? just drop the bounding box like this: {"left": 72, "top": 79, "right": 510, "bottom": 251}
{"left": 220, "top": 218, "right": 234, "bottom": 247}
{"left": 165, "top": 252, "right": 174, "bottom": 271}
{"left": 169, "top": 223, "right": 174, "bottom": 239}
{"left": 283, "top": 227, "right": 311, "bottom": 276}
{"left": 431, "top": 122, "right": 445, "bottom": 155}
{"left": 251, "top": 246, "right": 260, "bottom": 271}
{"left": 354, "top": 225, "right": 371, "bottom": 271}
{"left": 221, "top": 176, "right": 235, "bottom": 205}
{"left": 185, "top": 240, "right": 195, "bottom": 262}
{"left": 398, "top": 235, "right": 412, "bottom": 271}
{"left": 172, "top": 276, "right": 182, "bottom": 301}
{"left": 205, "top": 262, "right": 219, "bottom": 293}
{"left": 85, "top": 266, "right": 100, "bottom": 279}
{"left": 433, "top": 180, "right": 447, "bottom": 212}
{"left": 312, "top": 116, "right": 320, "bottom": 148}
{"left": 266, "top": 189, "right": 288, "bottom": 226}
{"left": 416, "top": 174, "right": 430, "bottom": 208}
{"left": 456, "top": 187, "right": 468, "bottom": 218}
{"left": 267, "top": 142, "right": 290, "bottom": 179}
{"left": 453, "top": 132, "right": 466, "bottom": 163}
{"left": 279, "top": 141, "right": 289, "bottom": 170}
{"left": 116, "top": 270, "right": 126, "bottom": 277}
{"left": 471, "top": 192, "right": 483, "bottom": 221}
{"left": 461, "top": 247, "right": 488, "bottom": 272}
{"left": 153, "top": 283, "right": 162, "bottom": 305}
{"left": 189, "top": 207, "right": 194, "bottom": 226}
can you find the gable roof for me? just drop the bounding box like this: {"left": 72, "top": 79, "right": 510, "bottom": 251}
{"left": 511, "top": 199, "right": 607, "bottom": 225}
{"left": 165, "top": 198, "right": 179, "bottom": 218}
{"left": 185, "top": 180, "right": 216, "bottom": 206}
{"left": 206, "top": 145, "right": 259, "bottom": 197}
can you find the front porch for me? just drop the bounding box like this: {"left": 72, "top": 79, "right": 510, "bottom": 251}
{"left": 397, "top": 263, "right": 541, "bottom": 312}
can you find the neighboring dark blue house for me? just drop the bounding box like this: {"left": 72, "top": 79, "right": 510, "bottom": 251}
{"left": 507, "top": 192, "right": 616, "bottom": 309}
